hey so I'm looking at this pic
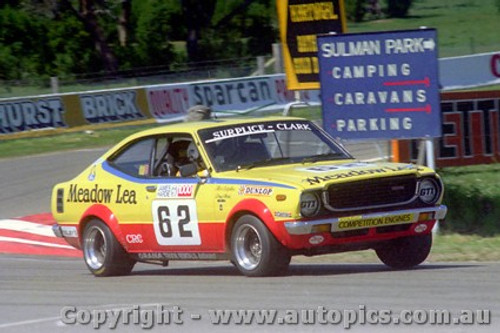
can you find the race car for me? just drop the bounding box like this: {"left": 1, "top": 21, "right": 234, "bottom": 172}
{"left": 51, "top": 116, "right": 447, "bottom": 277}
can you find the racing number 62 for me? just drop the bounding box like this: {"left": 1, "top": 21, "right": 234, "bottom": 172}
{"left": 152, "top": 200, "right": 201, "bottom": 246}
{"left": 157, "top": 205, "right": 192, "bottom": 238}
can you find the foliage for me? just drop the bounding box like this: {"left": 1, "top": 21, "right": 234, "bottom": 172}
{"left": 0, "top": 4, "right": 50, "bottom": 79}
{"left": 345, "top": 0, "right": 367, "bottom": 22}
{"left": 183, "top": 0, "right": 276, "bottom": 63}
{"left": 0, "top": 0, "right": 278, "bottom": 80}
{"left": 440, "top": 164, "right": 500, "bottom": 236}
{"left": 46, "top": 13, "right": 98, "bottom": 76}
{"left": 384, "top": 0, "right": 414, "bottom": 18}
{"left": 126, "top": 0, "right": 180, "bottom": 67}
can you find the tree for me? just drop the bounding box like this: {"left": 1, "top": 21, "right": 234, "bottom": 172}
{"left": 59, "top": 0, "right": 118, "bottom": 72}
{"left": 181, "top": 0, "right": 217, "bottom": 63}
{"left": 385, "top": 0, "right": 413, "bottom": 18}
{"left": 0, "top": 0, "right": 280, "bottom": 80}
{"left": 117, "top": 0, "right": 131, "bottom": 47}
{"left": 130, "top": 0, "right": 179, "bottom": 67}
{"left": 181, "top": 0, "right": 276, "bottom": 62}
{"left": 345, "top": 0, "right": 367, "bottom": 22}
{"left": 0, "top": 4, "right": 50, "bottom": 79}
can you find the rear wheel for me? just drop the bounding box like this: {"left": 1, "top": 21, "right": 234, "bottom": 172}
{"left": 82, "top": 220, "right": 135, "bottom": 277}
{"left": 376, "top": 234, "right": 432, "bottom": 269}
{"left": 231, "top": 215, "right": 291, "bottom": 277}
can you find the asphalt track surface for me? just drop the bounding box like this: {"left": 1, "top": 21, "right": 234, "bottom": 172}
{"left": 0, "top": 147, "right": 499, "bottom": 332}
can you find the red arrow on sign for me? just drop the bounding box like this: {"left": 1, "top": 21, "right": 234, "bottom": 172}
{"left": 386, "top": 104, "right": 432, "bottom": 114}
{"left": 383, "top": 77, "right": 430, "bottom": 87}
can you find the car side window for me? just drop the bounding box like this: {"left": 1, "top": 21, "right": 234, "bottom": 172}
{"left": 152, "top": 135, "right": 200, "bottom": 178}
{"left": 109, "top": 138, "right": 155, "bottom": 177}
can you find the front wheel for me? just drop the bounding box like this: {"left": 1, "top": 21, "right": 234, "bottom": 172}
{"left": 231, "top": 215, "right": 291, "bottom": 277}
{"left": 375, "top": 234, "right": 432, "bottom": 269}
{"left": 82, "top": 220, "right": 136, "bottom": 277}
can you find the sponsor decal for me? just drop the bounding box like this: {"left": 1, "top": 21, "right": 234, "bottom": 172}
{"left": 217, "top": 198, "right": 226, "bottom": 212}
{"left": 67, "top": 184, "right": 137, "bottom": 204}
{"left": 418, "top": 180, "right": 438, "bottom": 204}
{"left": 216, "top": 185, "right": 235, "bottom": 192}
{"left": 275, "top": 211, "right": 292, "bottom": 218}
{"left": 192, "top": 78, "right": 273, "bottom": 108}
{"left": 206, "top": 122, "right": 312, "bottom": 143}
{"left": 299, "top": 162, "right": 370, "bottom": 173}
{"left": 335, "top": 213, "right": 414, "bottom": 231}
{"left": 80, "top": 91, "right": 144, "bottom": 124}
{"left": 304, "top": 165, "right": 419, "bottom": 185}
{"left": 0, "top": 98, "right": 66, "bottom": 134}
{"left": 138, "top": 252, "right": 217, "bottom": 260}
{"left": 138, "top": 164, "right": 149, "bottom": 176}
{"left": 309, "top": 235, "right": 325, "bottom": 245}
{"left": 125, "top": 234, "right": 144, "bottom": 244}
{"left": 147, "top": 86, "right": 189, "bottom": 119}
{"left": 238, "top": 185, "right": 273, "bottom": 196}
{"left": 157, "top": 184, "right": 194, "bottom": 198}
{"left": 61, "top": 226, "right": 78, "bottom": 238}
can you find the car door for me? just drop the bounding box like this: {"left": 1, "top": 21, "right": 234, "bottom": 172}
{"left": 104, "top": 136, "right": 160, "bottom": 252}
{"left": 146, "top": 134, "right": 220, "bottom": 254}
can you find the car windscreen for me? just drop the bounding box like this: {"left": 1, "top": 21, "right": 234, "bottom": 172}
{"left": 198, "top": 120, "right": 352, "bottom": 172}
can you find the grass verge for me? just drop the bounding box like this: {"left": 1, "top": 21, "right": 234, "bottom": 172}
{"left": 0, "top": 109, "right": 321, "bottom": 159}
{"left": 0, "top": 122, "right": 160, "bottom": 159}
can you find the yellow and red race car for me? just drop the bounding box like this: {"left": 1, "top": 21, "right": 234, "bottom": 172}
{"left": 51, "top": 117, "right": 447, "bottom": 277}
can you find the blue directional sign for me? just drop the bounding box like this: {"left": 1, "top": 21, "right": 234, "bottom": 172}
{"left": 317, "top": 29, "right": 441, "bottom": 139}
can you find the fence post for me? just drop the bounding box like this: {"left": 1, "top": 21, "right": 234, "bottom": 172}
{"left": 50, "top": 76, "right": 59, "bottom": 94}
{"left": 256, "top": 56, "right": 265, "bottom": 76}
{"left": 272, "top": 43, "right": 283, "bottom": 73}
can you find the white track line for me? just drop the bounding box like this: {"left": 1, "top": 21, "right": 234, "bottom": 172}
{"left": 0, "top": 316, "right": 61, "bottom": 329}
{"left": 0, "top": 236, "right": 74, "bottom": 249}
{"left": 0, "top": 219, "right": 54, "bottom": 237}
{"left": 0, "top": 303, "right": 163, "bottom": 329}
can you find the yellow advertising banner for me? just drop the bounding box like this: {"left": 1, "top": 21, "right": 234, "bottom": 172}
{"left": 277, "top": 0, "right": 347, "bottom": 90}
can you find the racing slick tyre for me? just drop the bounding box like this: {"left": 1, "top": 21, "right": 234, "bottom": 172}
{"left": 231, "top": 215, "right": 291, "bottom": 277}
{"left": 375, "top": 234, "right": 432, "bottom": 269}
{"left": 82, "top": 219, "right": 136, "bottom": 277}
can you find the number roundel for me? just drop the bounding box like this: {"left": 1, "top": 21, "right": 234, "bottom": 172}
{"left": 152, "top": 200, "right": 201, "bottom": 246}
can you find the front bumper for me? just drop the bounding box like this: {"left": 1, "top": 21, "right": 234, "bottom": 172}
{"left": 284, "top": 205, "right": 447, "bottom": 235}
{"left": 52, "top": 224, "right": 63, "bottom": 237}
{"left": 52, "top": 224, "right": 78, "bottom": 238}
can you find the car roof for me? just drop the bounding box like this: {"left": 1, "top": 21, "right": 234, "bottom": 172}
{"left": 131, "top": 116, "right": 308, "bottom": 138}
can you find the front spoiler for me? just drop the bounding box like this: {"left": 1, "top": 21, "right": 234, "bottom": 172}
{"left": 52, "top": 224, "right": 63, "bottom": 237}
{"left": 284, "top": 205, "right": 447, "bottom": 235}
{"left": 52, "top": 224, "right": 78, "bottom": 238}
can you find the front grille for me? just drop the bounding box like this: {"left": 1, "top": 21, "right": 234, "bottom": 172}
{"left": 326, "top": 175, "right": 417, "bottom": 211}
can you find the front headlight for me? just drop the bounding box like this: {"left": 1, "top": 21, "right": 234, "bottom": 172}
{"left": 300, "top": 192, "right": 321, "bottom": 217}
{"left": 418, "top": 178, "right": 440, "bottom": 204}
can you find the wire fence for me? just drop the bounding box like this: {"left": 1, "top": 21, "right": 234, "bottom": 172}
{"left": 0, "top": 56, "right": 273, "bottom": 99}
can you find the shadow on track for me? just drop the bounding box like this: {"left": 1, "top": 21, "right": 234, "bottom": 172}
{"left": 128, "top": 262, "right": 481, "bottom": 278}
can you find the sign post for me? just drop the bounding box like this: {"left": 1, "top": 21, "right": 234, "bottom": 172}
{"left": 317, "top": 29, "right": 441, "bottom": 140}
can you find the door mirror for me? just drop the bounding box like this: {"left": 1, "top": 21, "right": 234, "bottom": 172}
{"left": 178, "top": 163, "right": 199, "bottom": 177}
